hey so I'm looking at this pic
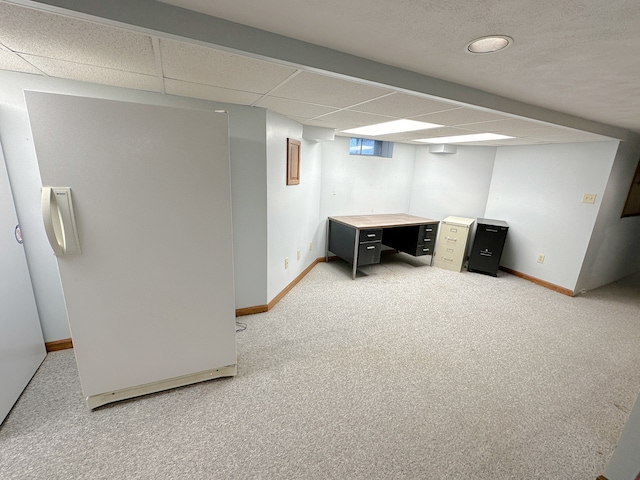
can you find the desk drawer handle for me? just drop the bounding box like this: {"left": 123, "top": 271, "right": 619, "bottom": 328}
{"left": 367, "top": 233, "right": 376, "bottom": 238}
{"left": 445, "top": 237, "right": 457, "bottom": 242}
{"left": 443, "top": 257, "right": 453, "bottom": 262}
{"left": 486, "top": 228, "right": 498, "bottom": 233}
{"left": 423, "top": 238, "right": 431, "bottom": 242}
{"left": 480, "top": 252, "right": 493, "bottom": 257}
{"left": 366, "top": 245, "right": 376, "bottom": 250}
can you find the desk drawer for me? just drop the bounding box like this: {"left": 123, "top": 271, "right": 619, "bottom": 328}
{"left": 415, "top": 245, "right": 433, "bottom": 256}
{"left": 420, "top": 224, "right": 438, "bottom": 243}
{"left": 358, "top": 241, "right": 381, "bottom": 266}
{"left": 359, "top": 229, "right": 383, "bottom": 242}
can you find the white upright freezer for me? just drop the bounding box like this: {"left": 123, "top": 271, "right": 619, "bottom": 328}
{"left": 25, "top": 91, "right": 237, "bottom": 409}
{"left": 0, "top": 140, "right": 46, "bottom": 423}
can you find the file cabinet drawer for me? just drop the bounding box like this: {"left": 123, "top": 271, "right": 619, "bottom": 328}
{"left": 435, "top": 244, "right": 465, "bottom": 265}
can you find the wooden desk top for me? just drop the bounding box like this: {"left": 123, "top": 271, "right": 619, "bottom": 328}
{"left": 328, "top": 213, "right": 439, "bottom": 229}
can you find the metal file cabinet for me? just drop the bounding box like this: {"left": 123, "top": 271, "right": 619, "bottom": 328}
{"left": 467, "top": 218, "right": 509, "bottom": 276}
{"left": 433, "top": 216, "right": 475, "bottom": 272}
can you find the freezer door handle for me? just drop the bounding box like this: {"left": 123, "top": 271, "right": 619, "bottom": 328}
{"left": 41, "top": 187, "right": 81, "bottom": 256}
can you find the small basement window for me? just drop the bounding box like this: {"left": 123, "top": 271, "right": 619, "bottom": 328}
{"left": 349, "top": 137, "right": 394, "bottom": 158}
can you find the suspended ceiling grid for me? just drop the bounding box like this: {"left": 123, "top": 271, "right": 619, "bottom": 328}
{"left": 0, "top": 1, "right": 623, "bottom": 146}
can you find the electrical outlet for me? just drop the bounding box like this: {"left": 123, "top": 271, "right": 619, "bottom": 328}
{"left": 309, "top": 241, "right": 313, "bottom": 251}
{"left": 297, "top": 250, "right": 301, "bottom": 260}
{"left": 285, "top": 257, "right": 288, "bottom": 269}
{"left": 537, "top": 254, "right": 545, "bottom": 264}
{"left": 582, "top": 193, "right": 596, "bottom": 204}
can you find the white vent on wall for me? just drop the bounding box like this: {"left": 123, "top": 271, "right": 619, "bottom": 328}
{"left": 429, "top": 144, "right": 457, "bottom": 154}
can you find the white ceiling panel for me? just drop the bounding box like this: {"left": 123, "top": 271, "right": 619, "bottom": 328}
{"left": 0, "top": 48, "right": 43, "bottom": 74}
{"left": 164, "top": 78, "right": 262, "bottom": 104}
{"left": 303, "top": 118, "right": 357, "bottom": 131}
{"left": 253, "top": 96, "right": 336, "bottom": 119}
{"left": 400, "top": 127, "right": 478, "bottom": 142}
{"left": 21, "top": 54, "right": 162, "bottom": 92}
{"left": 269, "top": 71, "right": 394, "bottom": 108}
{"left": 458, "top": 118, "right": 554, "bottom": 134}
{"left": 413, "top": 107, "right": 516, "bottom": 126}
{"left": 0, "top": 3, "right": 157, "bottom": 75}
{"left": 315, "top": 109, "right": 396, "bottom": 127}
{"left": 160, "top": 38, "right": 297, "bottom": 94}
{"left": 352, "top": 92, "right": 460, "bottom": 117}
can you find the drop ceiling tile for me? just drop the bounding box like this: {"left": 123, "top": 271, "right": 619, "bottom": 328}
{"left": 502, "top": 126, "right": 572, "bottom": 138}
{"left": 270, "top": 71, "right": 393, "bottom": 108}
{"left": 489, "top": 138, "right": 546, "bottom": 146}
{"left": 254, "top": 96, "right": 336, "bottom": 119}
{"left": 0, "top": 49, "right": 43, "bottom": 74}
{"left": 0, "top": 3, "right": 156, "bottom": 75}
{"left": 21, "top": 54, "right": 162, "bottom": 92}
{"left": 316, "top": 109, "right": 396, "bottom": 126}
{"left": 410, "top": 127, "right": 476, "bottom": 140}
{"left": 375, "top": 127, "right": 472, "bottom": 142}
{"left": 304, "top": 119, "right": 356, "bottom": 131}
{"left": 160, "top": 39, "right": 296, "bottom": 94}
{"left": 412, "top": 107, "right": 514, "bottom": 126}
{"left": 528, "top": 131, "right": 611, "bottom": 142}
{"left": 460, "top": 118, "right": 554, "bottom": 134}
{"left": 164, "top": 78, "right": 262, "bottom": 104}
{"left": 352, "top": 92, "right": 459, "bottom": 117}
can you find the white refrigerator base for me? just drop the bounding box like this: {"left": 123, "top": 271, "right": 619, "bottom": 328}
{"left": 86, "top": 364, "right": 237, "bottom": 410}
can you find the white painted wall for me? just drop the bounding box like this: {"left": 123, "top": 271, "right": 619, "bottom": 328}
{"left": 266, "top": 111, "right": 322, "bottom": 303}
{"left": 576, "top": 134, "right": 640, "bottom": 292}
{"left": 0, "top": 70, "right": 267, "bottom": 341}
{"left": 485, "top": 141, "right": 618, "bottom": 292}
{"left": 318, "top": 134, "right": 417, "bottom": 250}
{"left": 409, "top": 145, "right": 497, "bottom": 221}
{"left": 320, "top": 136, "right": 416, "bottom": 218}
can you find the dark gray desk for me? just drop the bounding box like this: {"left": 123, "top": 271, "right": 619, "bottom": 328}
{"left": 326, "top": 214, "right": 439, "bottom": 279}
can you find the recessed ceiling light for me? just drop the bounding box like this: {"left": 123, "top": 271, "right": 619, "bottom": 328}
{"left": 341, "top": 119, "right": 442, "bottom": 136}
{"left": 466, "top": 35, "right": 513, "bottom": 54}
{"left": 415, "top": 133, "right": 514, "bottom": 144}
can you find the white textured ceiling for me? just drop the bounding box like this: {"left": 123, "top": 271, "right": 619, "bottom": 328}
{"left": 0, "top": 0, "right": 635, "bottom": 146}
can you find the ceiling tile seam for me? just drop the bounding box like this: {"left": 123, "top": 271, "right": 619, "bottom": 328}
{"left": 151, "top": 36, "right": 165, "bottom": 94}
{"left": 161, "top": 76, "right": 271, "bottom": 97}
{"left": 306, "top": 92, "right": 400, "bottom": 122}
{"left": 13, "top": 51, "right": 158, "bottom": 78}
{"left": 341, "top": 91, "right": 398, "bottom": 110}
{"left": 249, "top": 70, "right": 303, "bottom": 107}
{"left": 13, "top": 53, "right": 48, "bottom": 77}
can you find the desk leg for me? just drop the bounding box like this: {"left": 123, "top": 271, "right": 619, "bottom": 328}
{"left": 325, "top": 219, "right": 330, "bottom": 262}
{"left": 352, "top": 228, "right": 359, "bottom": 280}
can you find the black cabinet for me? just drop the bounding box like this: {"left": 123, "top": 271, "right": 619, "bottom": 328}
{"left": 467, "top": 218, "right": 509, "bottom": 277}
